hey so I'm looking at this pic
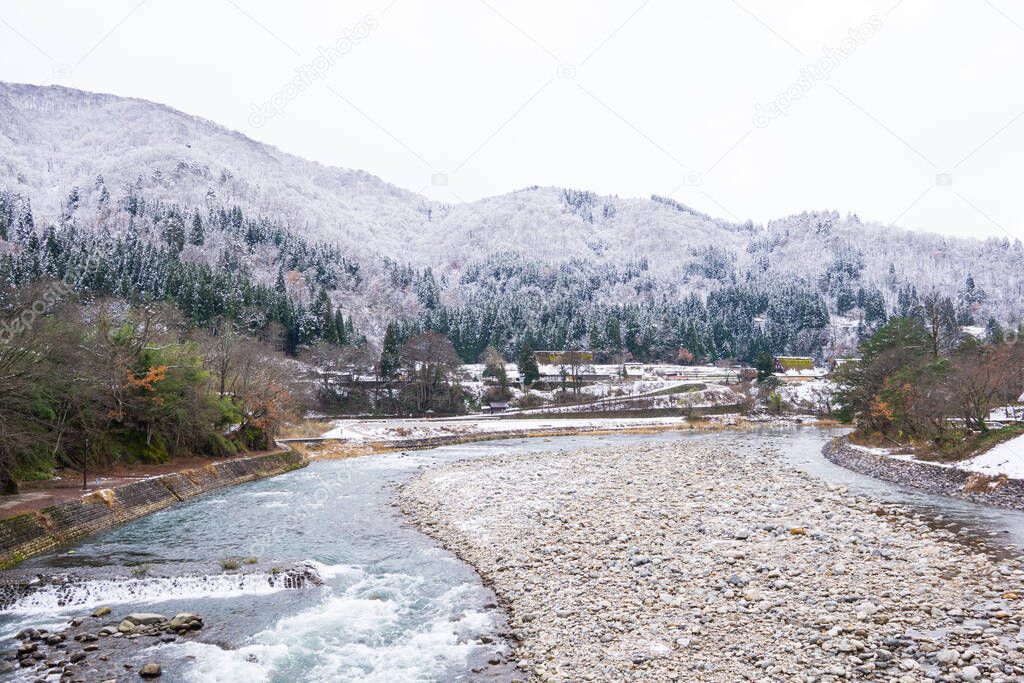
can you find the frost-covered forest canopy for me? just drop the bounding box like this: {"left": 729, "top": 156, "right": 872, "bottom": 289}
{"left": 2, "top": 81, "right": 1022, "bottom": 363}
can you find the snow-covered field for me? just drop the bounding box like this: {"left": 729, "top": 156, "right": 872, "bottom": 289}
{"left": 319, "top": 415, "right": 715, "bottom": 444}
{"left": 462, "top": 361, "right": 751, "bottom": 409}
{"left": 851, "top": 434, "right": 1024, "bottom": 480}
{"left": 960, "top": 434, "right": 1024, "bottom": 479}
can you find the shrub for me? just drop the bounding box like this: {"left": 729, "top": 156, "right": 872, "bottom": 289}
{"left": 483, "top": 385, "right": 513, "bottom": 403}
{"left": 204, "top": 432, "right": 238, "bottom": 458}
{"left": 100, "top": 430, "right": 170, "bottom": 464}
{"left": 553, "top": 390, "right": 587, "bottom": 405}
{"left": 515, "top": 392, "right": 546, "bottom": 409}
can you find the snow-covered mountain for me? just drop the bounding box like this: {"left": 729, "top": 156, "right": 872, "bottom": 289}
{"left": 0, "top": 81, "right": 431, "bottom": 259}
{"left": 1, "top": 81, "right": 1022, "bottom": 353}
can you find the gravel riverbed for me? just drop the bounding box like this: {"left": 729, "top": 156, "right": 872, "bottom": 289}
{"left": 399, "top": 437, "right": 1024, "bottom": 682}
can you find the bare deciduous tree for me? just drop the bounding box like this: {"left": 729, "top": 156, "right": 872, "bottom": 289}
{"left": 400, "top": 332, "right": 462, "bottom": 413}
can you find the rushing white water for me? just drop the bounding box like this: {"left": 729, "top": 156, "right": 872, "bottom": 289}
{"left": 3, "top": 571, "right": 304, "bottom": 615}
{"left": 166, "top": 571, "right": 494, "bottom": 682}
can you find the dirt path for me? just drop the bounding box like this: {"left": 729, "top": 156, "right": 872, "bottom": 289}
{"left": 0, "top": 451, "right": 280, "bottom": 519}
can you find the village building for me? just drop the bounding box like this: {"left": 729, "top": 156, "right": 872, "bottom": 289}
{"left": 773, "top": 356, "right": 826, "bottom": 381}
{"left": 533, "top": 350, "right": 595, "bottom": 365}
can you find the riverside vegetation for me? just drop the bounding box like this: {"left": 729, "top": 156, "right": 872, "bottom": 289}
{"left": 834, "top": 314, "right": 1024, "bottom": 459}
{"left": 0, "top": 288, "right": 302, "bottom": 493}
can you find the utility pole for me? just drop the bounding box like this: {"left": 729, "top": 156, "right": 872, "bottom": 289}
{"left": 82, "top": 437, "right": 88, "bottom": 491}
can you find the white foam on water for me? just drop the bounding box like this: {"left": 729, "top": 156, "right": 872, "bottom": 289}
{"left": 3, "top": 572, "right": 298, "bottom": 615}
{"left": 164, "top": 640, "right": 290, "bottom": 683}
{"left": 304, "top": 561, "right": 362, "bottom": 580}
{"left": 173, "top": 573, "right": 496, "bottom": 682}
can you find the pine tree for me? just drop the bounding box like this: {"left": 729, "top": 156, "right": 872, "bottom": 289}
{"left": 63, "top": 187, "right": 80, "bottom": 221}
{"left": 15, "top": 202, "right": 34, "bottom": 243}
{"left": 190, "top": 210, "right": 205, "bottom": 246}
{"left": 333, "top": 308, "right": 347, "bottom": 346}
{"left": 162, "top": 214, "right": 186, "bottom": 252}
{"left": 755, "top": 352, "right": 774, "bottom": 382}
{"left": 379, "top": 322, "right": 401, "bottom": 380}
{"left": 96, "top": 175, "right": 110, "bottom": 208}
{"left": 517, "top": 340, "right": 540, "bottom": 387}
{"left": 312, "top": 288, "right": 334, "bottom": 343}
{"left": 985, "top": 317, "right": 1005, "bottom": 344}
{"left": 274, "top": 268, "right": 287, "bottom": 294}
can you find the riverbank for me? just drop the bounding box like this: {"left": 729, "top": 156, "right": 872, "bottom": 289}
{"left": 0, "top": 449, "right": 308, "bottom": 569}
{"left": 400, "top": 437, "right": 1024, "bottom": 681}
{"left": 301, "top": 413, "right": 829, "bottom": 458}
{"left": 824, "top": 437, "right": 1024, "bottom": 511}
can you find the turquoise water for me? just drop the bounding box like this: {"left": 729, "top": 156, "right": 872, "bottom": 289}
{"left": 2, "top": 428, "right": 1021, "bottom": 681}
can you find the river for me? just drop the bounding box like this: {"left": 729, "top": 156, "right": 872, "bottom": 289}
{"left": 1, "top": 426, "right": 1022, "bottom": 681}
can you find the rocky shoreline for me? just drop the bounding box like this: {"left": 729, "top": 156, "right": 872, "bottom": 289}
{"left": 400, "top": 437, "right": 1024, "bottom": 681}
{"left": 4, "top": 607, "right": 204, "bottom": 680}
{"left": 824, "top": 438, "right": 1024, "bottom": 511}
{"left": 0, "top": 561, "right": 325, "bottom": 680}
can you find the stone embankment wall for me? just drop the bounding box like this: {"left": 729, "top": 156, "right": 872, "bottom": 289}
{"left": 0, "top": 450, "right": 308, "bottom": 568}
{"left": 823, "top": 438, "right": 1024, "bottom": 511}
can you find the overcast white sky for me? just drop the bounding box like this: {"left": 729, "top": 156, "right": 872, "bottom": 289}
{"left": 2, "top": 0, "right": 1023, "bottom": 239}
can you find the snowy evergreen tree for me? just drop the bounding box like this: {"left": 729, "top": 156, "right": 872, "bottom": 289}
{"left": 311, "top": 288, "right": 334, "bottom": 343}
{"left": 95, "top": 176, "right": 110, "bottom": 208}
{"left": 379, "top": 322, "right": 401, "bottom": 380}
{"left": 517, "top": 340, "right": 540, "bottom": 387}
{"left": 161, "top": 212, "right": 186, "bottom": 252}
{"left": 62, "top": 186, "right": 80, "bottom": 222}
{"left": 189, "top": 210, "right": 205, "bottom": 246}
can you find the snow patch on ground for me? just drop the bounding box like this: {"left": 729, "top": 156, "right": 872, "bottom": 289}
{"left": 852, "top": 434, "right": 1024, "bottom": 480}
{"left": 959, "top": 434, "right": 1024, "bottom": 479}
{"left": 848, "top": 443, "right": 893, "bottom": 456}
{"left": 320, "top": 416, "right": 694, "bottom": 444}
{"left": 776, "top": 379, "right": 836, "bottom": 414}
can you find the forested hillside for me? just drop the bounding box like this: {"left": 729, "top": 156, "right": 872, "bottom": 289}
{"left": 2, "top": 81, "right": 1022, "bottom": 364}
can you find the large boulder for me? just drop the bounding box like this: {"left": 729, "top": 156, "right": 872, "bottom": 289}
{"left": 139, "top": 661, "right": 162, "bottom": 677}
{"left": 169, "top": 613, "right": 203, "bottom": 631}
{"left": 123, "top": 613, "right": 166, "bottom": 626}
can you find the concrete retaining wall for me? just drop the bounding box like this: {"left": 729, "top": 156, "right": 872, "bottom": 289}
{"left": 0, "top": 450, "right": 308, "bottom": 568}
{"left": 823, "top": 438, "right": 1024, "bottom": 511}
